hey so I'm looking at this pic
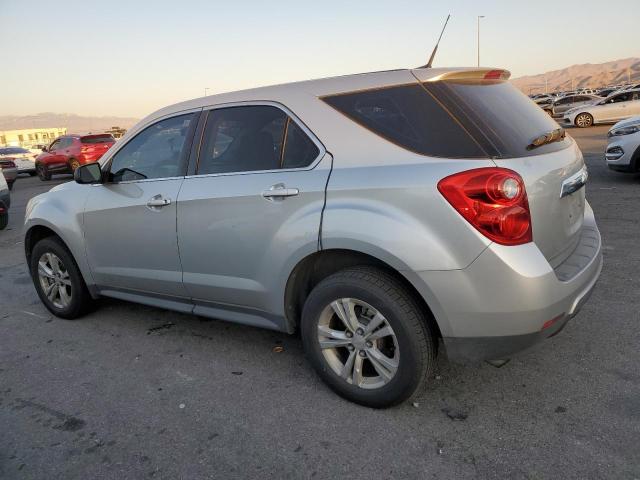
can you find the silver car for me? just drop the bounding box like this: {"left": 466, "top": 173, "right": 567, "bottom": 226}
{"left": 562, "top": 89, "right": 640, "bottom": 127}
{"left": 551, "top": 94, "right": 601, "bottom": 118}
{"left": 605, "top": 115, "right": 640, "bottom": 172}
{"left": 0, "top": 169, "right": 9, "bottom": 230}
{"left": 24, "top": 67, "right": 603, "bottom": 407}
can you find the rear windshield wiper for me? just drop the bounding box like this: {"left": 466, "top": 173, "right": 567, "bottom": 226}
{"left": 526, "top": 128, "right": 566, "bottom": 151}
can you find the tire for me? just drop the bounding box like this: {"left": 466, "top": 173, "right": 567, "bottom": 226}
{"left": 0, "top": 201, "right": 8, "bottom": 230}
{"left": 69, "top": 158, "right": 80, "bottom": 172}
{"left": 7, "top": 181, "right": 14, "bottom": 191}
{"left": 37, "top": 164, "right": 51, "bottom": 181}
{"left": 29, "top": 236, "right": 93, "bottom": 319}
{"left": 301, "top": 266, "right": 436, "bottom": 408}
{"left": 574, "top": 112, "right": 594, "bottom": 128}
{"left": 29, "top": 171, "right": 37, "bottom": 177}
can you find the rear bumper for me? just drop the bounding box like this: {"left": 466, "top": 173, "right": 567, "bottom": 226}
{"left": 412, "top": 202, "right": 602, "bottom": 363}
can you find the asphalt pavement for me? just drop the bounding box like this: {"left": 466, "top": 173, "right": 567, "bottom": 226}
{"left": 0, "top": 125, "right": 638, "bottom": 479}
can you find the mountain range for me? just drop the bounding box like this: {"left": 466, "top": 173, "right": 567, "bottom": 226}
{"left": 0, "top": 113, "right": 139, "bottom": 134}
{"left": 511, "top": 57, "right": 640, "bottom": 94}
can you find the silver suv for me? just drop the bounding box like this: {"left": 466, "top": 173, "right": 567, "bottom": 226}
{"left": 24, "top": 68, "right": 602, "bottom": 407}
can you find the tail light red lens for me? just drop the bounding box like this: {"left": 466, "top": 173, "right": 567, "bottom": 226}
{"left": 438, "top": 167, "right": 532, "bottom": 246}
{"left": 0, "top": 160, "right": 16, "bottom": 169}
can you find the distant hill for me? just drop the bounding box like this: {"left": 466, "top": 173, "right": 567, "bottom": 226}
{"left": 511, "top": 57, "right": 640, "bottom": 94}
{"left": 0, "top": 113, "right": 139, "bottom": 134}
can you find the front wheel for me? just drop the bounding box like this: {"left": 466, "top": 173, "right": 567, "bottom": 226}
{"left": 69, "top": 158, "right": 80, "bottom": 172}
{"left": 301, "top": 266, "right": 436, "bottom": 408}
{"left": 37, "top": 164, "right": 51, "bottom": 181}
{"left": 29, "top": 237, "right": 93, "bottom": 319}
{"left": 575, "top": 112, "right": 594, "bottom": 128}
{"left": 0, "top": 201, "right": 8, "bottom": 230}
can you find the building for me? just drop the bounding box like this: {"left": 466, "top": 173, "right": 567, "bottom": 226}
{"left": 0, "top": 128, "right": 67, "bottom": 148}
{"left": 105, "top": 126, "right": 127, "bottom": 139}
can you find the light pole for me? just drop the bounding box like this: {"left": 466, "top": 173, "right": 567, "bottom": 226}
{"left": 477, "top": 16, "right": 485, "bottom": 67}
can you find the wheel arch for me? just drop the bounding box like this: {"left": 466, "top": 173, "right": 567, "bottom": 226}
{"left": 283, "top": 248, "right": 444, "bottom": 340}
{"left": 24, "top": 220, "right": 98, "bottom": 298}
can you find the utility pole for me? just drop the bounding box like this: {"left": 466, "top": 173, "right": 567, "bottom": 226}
{"left": 477, "top": 16, "right": 485, "bottom": 67}
{"left": 204, "top": 87, "right": 210, "bottom": 97}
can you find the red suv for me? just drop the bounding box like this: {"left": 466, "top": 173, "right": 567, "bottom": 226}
{"left": 36, "top": 134, "right": 115, "bottom": 181}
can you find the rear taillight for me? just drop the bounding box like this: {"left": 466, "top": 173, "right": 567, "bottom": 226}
{"left": 0, "top": 159, "right": 16, "bottom": 169}
{"left": 438, "top": 167, "right": 532, "bottom": 246}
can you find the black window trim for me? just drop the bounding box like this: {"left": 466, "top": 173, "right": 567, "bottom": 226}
{"left": 97, "top": 108, "right": 202, "bottom": 185}
{"left": 186, "top": 100, "right": 326, "bottom": 179}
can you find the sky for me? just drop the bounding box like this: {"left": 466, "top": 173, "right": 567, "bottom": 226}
{"left": 1, "top": 0, "right": 639, "bottom": 118}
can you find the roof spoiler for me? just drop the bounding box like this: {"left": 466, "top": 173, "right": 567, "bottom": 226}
{"left": 423, "top": 69, "right": 512, "bottom": 82}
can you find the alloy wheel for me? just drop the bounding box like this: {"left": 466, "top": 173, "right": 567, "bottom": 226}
{"left": 576, "top": 113, "right": 593, "bottom": 128}
{"left": 317, "top": 298, "right": 399, "bottom": 389}
{"left": 37, "top": 252, "right": 72, "bottom": 309}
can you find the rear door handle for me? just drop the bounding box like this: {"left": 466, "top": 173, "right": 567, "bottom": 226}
{"left": 262, "top": 184, "right": 299, "bottom": 199}
{"left": 147, "top": 195, "right": 171, "bottom": 208}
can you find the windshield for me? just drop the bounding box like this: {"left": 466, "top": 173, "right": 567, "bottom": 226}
{"left": 0, "top": 147, "right": 30, "bottom": 155}
{"left": 81, "top": 135, "right": 114, "bottom": 144}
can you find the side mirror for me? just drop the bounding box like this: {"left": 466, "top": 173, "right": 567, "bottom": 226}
{"left": 74, "top": 163, "right": 103, "bottom": 184}
{"left": 41, "top": 146, "right": 48, "bottom": 152}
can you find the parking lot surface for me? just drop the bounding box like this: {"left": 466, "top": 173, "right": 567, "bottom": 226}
{"left": 0, "top": 126, "right": 638, "bottom": 479}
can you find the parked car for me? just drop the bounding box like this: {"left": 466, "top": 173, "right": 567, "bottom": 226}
{"left": 562, "top": 89, "right": 640, "bottom": 127}
{"left": 24, "top": 67, "right": 602, "bottom": 407}
{"left": 534, "top": 96, "right": 554, "bottom": 114}
{"left": 605, "top": 116, "right": 640, "bottom": 172}
{"left": 597, "top": 87, "right": 619, "bottom": 98}
{"left": 0, "top": 146, "right": 37, "bottom": 176}
{"left": 29, "top": 144, "right": 49, "bottom": 155}
{"left": 0, "top": 168, "right": 9, "bottom": 230}
{"left": 35, "top": 134, "right": 115, "bottom": 181}
{"left": 551, "top": 94, "right": 601, "bottom": 118}
{"left": 0, "top": 158, "right": 18, "bottom": 190}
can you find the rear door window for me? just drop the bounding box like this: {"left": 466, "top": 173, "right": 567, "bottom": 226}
{"left": 197, "top": 105, "right": 320, "bottom": 175}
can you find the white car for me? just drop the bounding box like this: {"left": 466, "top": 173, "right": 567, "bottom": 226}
{"left": 561, "top": 89, "right": 640, "bottom": 127}
{"left": 0, "top": 147, "right": 37, "bottom": 175}
{"left": 605, "top": 116, "right": 640, "bottom": 172}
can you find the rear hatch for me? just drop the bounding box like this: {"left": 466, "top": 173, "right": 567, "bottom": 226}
{"left": 411, "top": 69, "right": 585, "bottom": 266}
{"left": 324, "top": 68, "right": 585, "bottom": 266}
{"left": 414, "top": 69, "right": 585, "bottom": 266}
{"left": 80, "top": 134, "right": 115, "bottom": 158}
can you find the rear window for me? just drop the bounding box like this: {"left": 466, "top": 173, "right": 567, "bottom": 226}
{"left": 0, "top": 147, "right": 30, "bottom": 154}
{"left": 81, "top": 134, "right": 114, "bottom": 144}
{"left": 322, "top": 80, "right": 570, "bottom": 159}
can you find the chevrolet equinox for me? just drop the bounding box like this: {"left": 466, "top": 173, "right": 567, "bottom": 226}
{"left": 24, "top": 67, "right": 603, "bottom": 407}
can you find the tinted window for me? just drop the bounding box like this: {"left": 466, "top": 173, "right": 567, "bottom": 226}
{"left": 81, "top": 135, "right": 114, "bottom": 144}
{"left": 198, "top": 106, "right": 287, "bottom": 174}
{"left": 0, "top": 147, "right": 30, "bottom": 154}
{"left": 322, "top": 84, "right": 486, "bottom": 158}
{"left": 282, "top": 119, "right": 320, "bottom": 169}
{"left": 423, "top": 80, "right": 570, "bottom": 157}
{"left": 611, "top": 93, "right": 632, "bottom": 103}
{"left": 109, "top": 113, "right": 194, "bottom": 182}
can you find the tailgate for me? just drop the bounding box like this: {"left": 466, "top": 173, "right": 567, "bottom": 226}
{"left": 494, "top": 140, "right": 586, "bottom": 267}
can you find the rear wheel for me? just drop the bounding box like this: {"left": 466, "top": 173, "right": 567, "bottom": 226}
{"left": 0, "top": 201, "right": 8, "bottom": 230}
{"left": 29, "top": 237, "right": 93, "bottom": 319}
{"left": 575, "top": 113, "right": 594, "bottom": 128}
{"left": 69, "top": 158, "right": 80, "bottom": 172}
{"left": 301, "top": 266, "right": 436, "bottom": 408}
{"left": 7, "top": 181, "right": 14, "bottom": 191}
{"left": 37, "top": 164, "right": 51, "bottom": 181}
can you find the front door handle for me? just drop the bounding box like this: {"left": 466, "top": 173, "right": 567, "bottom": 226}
{"left": 262, "top": 184, "right": 299, "bottom": 199}
{"left": 147, "top": 195, "right": 171, "bottom": 208}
